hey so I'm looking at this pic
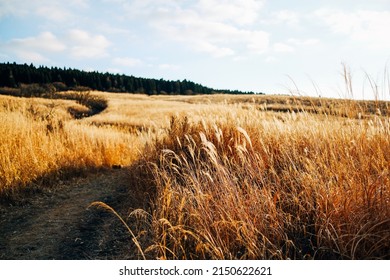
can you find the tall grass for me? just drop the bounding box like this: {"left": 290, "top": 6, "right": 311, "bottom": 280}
{"left": 146, "top": 111, "right": 390, "bottom": 259}
{"left": 0, "top": 95, "right": 142, "bottom": 195}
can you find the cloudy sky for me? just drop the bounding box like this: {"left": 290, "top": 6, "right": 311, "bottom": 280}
{"left": 1, "top": 0, "right": 389, "bottom": 100}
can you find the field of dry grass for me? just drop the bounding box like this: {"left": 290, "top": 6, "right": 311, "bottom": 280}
{"left": 1, "top": 91, "right": 389, "bottom": 259}
{"left": 0, "top": 93, "right": 142, "bottom": 194}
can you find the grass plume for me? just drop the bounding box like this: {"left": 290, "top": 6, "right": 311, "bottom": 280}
{"left": 146, "top": 112, "right": 390, "bottom": 259}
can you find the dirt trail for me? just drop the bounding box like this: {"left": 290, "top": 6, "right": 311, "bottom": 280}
{"left": 0, "top": 167, "right": 149, "bottom": 260}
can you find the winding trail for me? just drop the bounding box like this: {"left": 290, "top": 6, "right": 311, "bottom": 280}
{"left": 0, "top": 167, "right": 149, "bottom": 260}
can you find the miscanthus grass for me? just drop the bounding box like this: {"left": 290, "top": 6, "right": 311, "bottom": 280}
{"left": 145, "top": 110, "right": 390, "bottom": 259}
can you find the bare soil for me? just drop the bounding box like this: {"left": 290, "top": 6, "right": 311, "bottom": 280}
{"left": 0, "top": 167, "right": 152, "bottom": 260}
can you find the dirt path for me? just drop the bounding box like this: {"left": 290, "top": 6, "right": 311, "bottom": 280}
{"left": 0, "top": 167, "right": 150, "bottom": 260}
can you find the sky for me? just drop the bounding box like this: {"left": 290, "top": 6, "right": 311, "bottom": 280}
{"left": 1, "top": 0, "right": 390, "bottom": 100}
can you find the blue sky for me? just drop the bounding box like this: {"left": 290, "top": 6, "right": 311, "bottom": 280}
{"left": 1, "top": 0, "right": 390, "bottom": 100}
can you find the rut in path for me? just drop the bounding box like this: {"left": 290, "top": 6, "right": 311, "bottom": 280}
{"left": 0, "top": 167, "right": 151, "bottom": 260}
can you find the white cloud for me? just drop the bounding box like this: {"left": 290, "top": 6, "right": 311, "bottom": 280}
{"left": 314, "top": 9, "right": 390, "bottom": 49}
{"left": 67, "top": 29, "right": 110, "bottom": 58}
{"left": 2, "top": 32, "right": 66, "bottom": 63}
{"left": 273, "top": 43, "right": 294, "bottom": 53}
{"left": 271, "top": 38, "right": 320, "bottom": 55}
{"left": 113, "top": 57, "right": 142, "bottom": 67}
{"left": 153, "top": 11, "right": 269, "bottom": 57}
{"left": 11, "top": 32, "right": 66, "bottom": 52}
{"left": 0, "top": 0, "right": 29, "bottom": 18}
{"left": 36, "top": 5, "right": 71, "bottom": 22}
{"left": 275, "top": 38, "right": 320, "bottom": 53}
{"left": 287, "top": 38, "right": 320, "bottom": 46}
{"left": 269, "top": 10, "right": 300, "bottom": 26}
{"left": 68, "top": 0, "right": 89, "bottom": 9}
{"left": 120, "top": 0, "right": 269, "bottom": 57}
{"left": 196, "top": 0, "right": 264, "bottom": 26}
{"left": 246, "top": 30, "right": 270, "bottom": 53}
{"left": 0, "top": 0, "right": 88, "bottom": 21}
{"left": 195, "top": 42, "right": 235, "bottom": 58}
{"left": 1, "top": 29, "right": 110, "bottom": 62}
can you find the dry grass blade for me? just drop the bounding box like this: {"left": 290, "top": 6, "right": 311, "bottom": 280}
{"left": 89, "top": 201, "right": 146, "bottom": 260}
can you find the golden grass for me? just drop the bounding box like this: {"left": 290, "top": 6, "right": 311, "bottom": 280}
{"left": 1, "top": 91, "right": 389, "bottom": 259}
{"left": 147, "top": 112, "right": 390, "bottom": 259}
{"left": 0, "top": 94, "right": 143, "bottom": 194}
{"left": 89, "top": 201, "right": 147, "bottom": 260}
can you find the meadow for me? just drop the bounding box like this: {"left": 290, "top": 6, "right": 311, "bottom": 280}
{"left": 0, "top": 90, "right": 389, "bottom": 259}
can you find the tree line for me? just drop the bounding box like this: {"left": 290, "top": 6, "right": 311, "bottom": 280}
{"left": 0, "top": 62, "right": 262, "bottom": 95}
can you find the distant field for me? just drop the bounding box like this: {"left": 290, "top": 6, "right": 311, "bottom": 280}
{"left": 1, "top": 91, "right": 389, "bottom": 259}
